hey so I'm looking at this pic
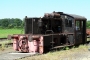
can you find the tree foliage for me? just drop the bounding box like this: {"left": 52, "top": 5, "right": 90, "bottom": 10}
{"left": 87, "top": 20, "right": 90, "bottom": 28}
{"left": 0, "top": 18, "right": 23, "bottom": 29}
{"left": 1, "top": 19, "right": 9, "bottom": 28}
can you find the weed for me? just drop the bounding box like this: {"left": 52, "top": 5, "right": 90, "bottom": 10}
{"left": 0, "top": 40, "right": 12, "bottom": 51}
{"left": 65, "top": 46, "right": 69, "bottom": 50}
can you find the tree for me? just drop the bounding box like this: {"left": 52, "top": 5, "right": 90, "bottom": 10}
{"left": 0, "top": 18, "right": 23, "bottom": 29}
{"left": 14, "top": 18, "right": 22, "bottom": 28}
{"left": 87, "top": 20, "right": 90, "bottom": 28}
{"left": 1, "top": 19, "right": 9, "bottom": 28}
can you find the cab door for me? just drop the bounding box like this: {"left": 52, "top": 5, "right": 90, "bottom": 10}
{"left": 75, "top": 20, "right": 86, "bottom": 44}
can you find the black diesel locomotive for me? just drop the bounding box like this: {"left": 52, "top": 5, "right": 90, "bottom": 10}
{"left": 10, "top": 11, "right": 87, "bottom": 54}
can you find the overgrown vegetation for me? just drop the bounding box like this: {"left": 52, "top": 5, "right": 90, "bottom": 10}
{"left": 0, "top": 40, "right": 13, "bottom": 51}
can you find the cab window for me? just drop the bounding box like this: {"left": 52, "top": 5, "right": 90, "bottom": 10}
{"left": 65, "top": 16, "right": 72, "bottom": 27}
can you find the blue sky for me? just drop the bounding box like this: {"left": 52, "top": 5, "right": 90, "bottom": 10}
{"left": 0, "top": 0, "right": 90, "bottom": 20}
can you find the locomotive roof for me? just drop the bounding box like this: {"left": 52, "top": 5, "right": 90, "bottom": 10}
{"left": 55, "top": 12, "right": 87, "bottom": 20}
{"left": 63, "top": 13, "right": 87, "bottom": 20}
{"left": 25, "top": 12, "right": 87, "bottom": 20}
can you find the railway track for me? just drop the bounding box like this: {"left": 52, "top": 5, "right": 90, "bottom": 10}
{"left": 0, "top": 38, "right": 7, "bottom": 41}
{"left": 0, "top": 38, "right": 12, "bottom": 47}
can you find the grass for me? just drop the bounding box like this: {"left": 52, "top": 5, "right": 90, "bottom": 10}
{"left": 0, "top": 40, "right": 13, "bottom": 51}
{"left": 0, "top": 39, "right": 14, "bottom": 54}
{"left": 0, "top": 40, "right": 12, "bottom": 44}
{"left": 0, "top": 28, "right": 24, "bottom": 38}
{"left": 0, "top": 47, "right": 13, "bottom": 54}
{"left": 0, "top": 28, "right": 24, "bottom": 51}
{"left": 18, "top": 45, "right": 89, "bottom": 60}
{"left": 87, "top": 37, "right": 90, "bottom": 41}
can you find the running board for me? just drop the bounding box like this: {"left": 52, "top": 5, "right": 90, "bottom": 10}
{"left": 51, "top": 45, "right": 74, "bottom": 49}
